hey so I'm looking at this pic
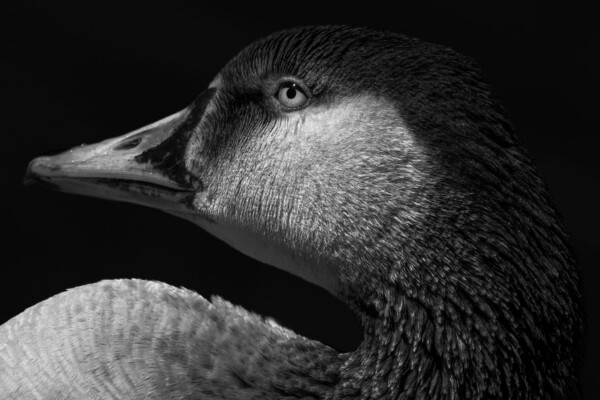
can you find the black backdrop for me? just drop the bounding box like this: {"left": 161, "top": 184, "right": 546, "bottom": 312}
{"left": 3, "top": 1, "right": 597, "bottom": 398}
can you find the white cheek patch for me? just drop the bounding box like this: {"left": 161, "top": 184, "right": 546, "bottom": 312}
{"left": 276, "top": 96, "right": 428, "bottom": 242}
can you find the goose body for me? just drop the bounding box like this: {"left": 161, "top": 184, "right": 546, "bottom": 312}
{"left": 0, "top": 26, "right": 583, "bottom": 399}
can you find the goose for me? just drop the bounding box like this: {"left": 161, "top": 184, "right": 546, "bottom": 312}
{"left": 0, "top": 25, "right": 583, "bottom": 399}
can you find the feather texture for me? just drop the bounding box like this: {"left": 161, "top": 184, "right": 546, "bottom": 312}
{"left": 0, "top": 280, "right": 341, "bottom": 399}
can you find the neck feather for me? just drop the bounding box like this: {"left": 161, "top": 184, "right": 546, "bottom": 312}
{"left": 331, "top": 206, "right": 582, "bottom": 400}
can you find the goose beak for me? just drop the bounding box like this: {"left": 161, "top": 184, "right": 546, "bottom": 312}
{"left": 25, "top": 90, "right": 213, "bottom": 213}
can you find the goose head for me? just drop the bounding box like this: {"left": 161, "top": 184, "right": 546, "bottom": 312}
{"left": 26, "top": 26, "right": 583, "bottom": 398}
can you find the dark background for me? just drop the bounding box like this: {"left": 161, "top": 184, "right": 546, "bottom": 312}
{"left": 2, "top": 1, "right": 597, "bottom": 397}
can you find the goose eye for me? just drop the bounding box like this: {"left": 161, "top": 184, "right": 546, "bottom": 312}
{"left": 276, "top": 82, "right": 308, "bottom": 109}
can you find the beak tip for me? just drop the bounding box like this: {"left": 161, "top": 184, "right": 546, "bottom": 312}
{"left": 23, "top": 159, "right": 40, "bottom": 186}
{"left": 24, "top": 157, "right": 55, "bottom": 186}
{"left": 24, "top": 158, "right": 67, "bottom": 194}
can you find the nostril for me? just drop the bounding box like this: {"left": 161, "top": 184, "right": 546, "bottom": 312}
{"left": 115, "top": 137, "right": 142, "bottom": 151}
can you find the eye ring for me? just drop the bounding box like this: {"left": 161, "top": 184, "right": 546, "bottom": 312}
{"left": 276, "top": 82, "right": 308, "bottom": 109}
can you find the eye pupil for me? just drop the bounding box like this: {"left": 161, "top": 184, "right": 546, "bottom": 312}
{"left": 286, "top": 87, "right": 297, "bottom": 99}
